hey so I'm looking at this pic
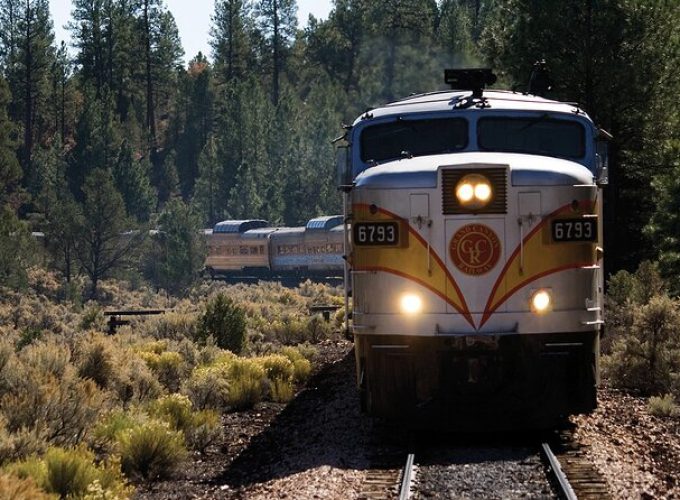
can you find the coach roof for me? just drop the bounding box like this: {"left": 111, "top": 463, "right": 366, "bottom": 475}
{"left": 353, "top": 90, "right": 589, "bottom": 125}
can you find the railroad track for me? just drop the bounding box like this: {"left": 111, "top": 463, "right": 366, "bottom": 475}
{"left": 543, "top": 430, "right": 611, "bottom": 499}
{"left": 380, "top": 431, "right": 611, "bottom": 499}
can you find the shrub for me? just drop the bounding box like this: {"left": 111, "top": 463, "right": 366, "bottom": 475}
{"left": 280, "top": 346, "right": 313, "bottom": 383}
{"left": 227, "top": 359, "right": 265, "bottom": 410}
{"left": 1, "top": 353, "right": 105, "bottom": 447}
{"left": 0, "top": 472, "right": 53, "bottom": 500}
{"left": 91, "top": 410, "right": 143, "bottom": 455}
{"left": 306, "top": 314, "right": 334, "bottom": 343}
{"left": 258, "top": 355, "right": 295, "bottom": 403}
{"left": 603, "top": 294, "right": 680, "bottom": 395}
{"left": 80, "top": 305, "right": 104, "bottom": 331}
{"left": 77, "top": 338, "right": 115, "bottom": 389}
{"left": 648, "top": 394, "right": 680, "bottom": 417}
{"left": 148, "top": 395, "right": 194, "bottom": 434}
{"left": 0, "top": 416, "right": 48, "bottom": 464}
{"left": 148, "top": 395, "right": 221, "bottom": 453}
{"left": 112, "top": 356, "right": 162, "bottom": 405}
{"left": 118, "top": 421, "right": 187, "bottom": 480}
{"left": 197, "top": 294, "right": 246, "bottom": 353}
{"left": 181, "top": 365, "right": 231, "bottom": 410}
{"left": 7, "top": 446, "right": 131, "bottom": 499}
{"left": 138, "top": 312, "right": 198, "bottom": 341}
{"left": 138, "top": 351, "right": 186, "bottom": 393}
{"left": 185, "top": 410, "right": 221, "bottom": 454}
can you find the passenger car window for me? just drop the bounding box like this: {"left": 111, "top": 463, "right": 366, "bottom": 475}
{"left": 361, "top": 118, "right": 468, "bottom": 163}
{"left": 478, "top": 117, "right": 585, "bottom": 159}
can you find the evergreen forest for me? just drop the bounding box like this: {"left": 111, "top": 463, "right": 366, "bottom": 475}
{"left": 0, "top": 0, "right": 679, "bottom": 292}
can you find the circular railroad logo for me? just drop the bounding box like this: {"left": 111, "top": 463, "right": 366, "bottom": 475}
{"left": 449, "top": 224, "right": 501, "bottom": 275}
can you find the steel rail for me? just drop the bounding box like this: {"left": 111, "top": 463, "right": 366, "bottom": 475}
{"left": 398, "top": 453, "right": 415, "bottom": 500}
{"left": 541, "top": 442, "right": 578, "bottom": 500}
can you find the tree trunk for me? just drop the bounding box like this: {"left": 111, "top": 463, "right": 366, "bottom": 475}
{"left": 143, "top": 0, "right": 157, "bottom": 149}
{"left": 272, "top": 0, "right": 280, "bottom": 105}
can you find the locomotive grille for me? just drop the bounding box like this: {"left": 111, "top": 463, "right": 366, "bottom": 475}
{"left": 442, "top": 167, "right": 507, "bottom": 214}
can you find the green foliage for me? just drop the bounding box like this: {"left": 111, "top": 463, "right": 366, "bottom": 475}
{"left": 138, "top": 350, "right": 186, "bottom": 393}
{"left": 197, "top": 293, "right": 247, "bottom": 353}
{"left": 148, "top": 394, "right": 221, "bottom": 452}
{"left": 144, "top": 198, "right": 206, "bottom": 296}
{"left": 75, "top": 169, "right": 145, "bottom": 299}
{"left": 118, "top": 421, "right": 187, "bottom": 480}
{"left": 603, "top": 264, "right": 680, "bottom": 398}
{"left": 226, "top": 358, "right": 265, "bottom": 410}
{"left": 7, "top": 446, "right": 131, "bottom": 499}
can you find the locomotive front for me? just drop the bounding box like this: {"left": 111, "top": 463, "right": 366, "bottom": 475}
{"left": 339, "top": 71, "right": 608, "bottom": 428}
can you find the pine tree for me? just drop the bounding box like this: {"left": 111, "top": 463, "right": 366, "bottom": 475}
{"left": 0, "top": 0, "right": 56, "bottom": 184}
{"left": 112, "top": 139, "right": 156, "bottom": 221}
{"left": 255, "top": 0, "right": 297, "bottom": 105}
{"left": 0, "top": 75, "right": 32, "bottom": 288}
{"left": 75, "top": 168, "right": 144, "bottom": 298}
{"left": 145, "top": 197, "right": 206, "bottom": 296}
{"left": 172, "top": 53, "right": 214, "bottom": 198}
{"left": 211, "top": 0, "right": 254, "bottom": 83}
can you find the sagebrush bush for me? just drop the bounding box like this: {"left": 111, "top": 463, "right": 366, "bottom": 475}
{"left": 1, "top": 345, "right": 106, "bottom": 447}
{"left": 181, "top": 365, "right": 231, "bottom": 410}
{"left": 280, "top": 346, "right": 313, "bottom": 383}
{"left": 648, "top": 394, "right": 679, "bottom": 417}
{"left": 138, "top": 350, "right": 186, "bottom": 393}
{"left": 7, "top": 446, "right": 131, "bottom": 499}
{"left": 227, "top": 359, "right": 265, "bottom": 410}
{"left": 79, "top": 304, "right": 105, "bottom": 331}
{"left": 148, "top": 395, "right": 221, "bottom": 452}
{"left": 258, "top": 355, "right": 295, "bottom": 402}
{"left": 0, "top": 471, "right": 53, "bottom": 500}
{"left": 197, "top": 293, "right": 246, "bottom": 353}
{"left": 118, "top": 421, "right": 187, "bottom": 480}
{"left": 138, "top": 312, "right": 198, "bottom": 341}
{"left": 112, "top": 356, "right": 162, "bottom": 405}
{"left": 77, "top": 337, "right": 115, "bottom": 389}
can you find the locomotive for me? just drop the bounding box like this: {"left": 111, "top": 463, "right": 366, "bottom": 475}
{"left": 337, "top": 69, "right": 608, "bottom": 428}
{"left": 203, "top": 215, "right": 345, "bottom": 279}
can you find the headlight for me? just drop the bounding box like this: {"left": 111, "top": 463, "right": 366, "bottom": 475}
{"left": 531, "top": 289, "right": 552, "bottom": 314}
{"left": 400, "top": 293, "right": 422, "bottom": 315}
{"left": 455, "top": 174, "right": 493, "bottom": 209}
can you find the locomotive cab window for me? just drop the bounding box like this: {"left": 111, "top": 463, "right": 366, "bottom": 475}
{"left": 478, "top": 117, "right": 585, "bottom": 159}
{"left": 361, "top": 118, "right": 468, "bottom": 163}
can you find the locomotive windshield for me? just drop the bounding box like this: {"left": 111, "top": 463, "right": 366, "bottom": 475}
{"left": 478, "top": 117, "right": 585, "bottom": 159}
{"left": 361, "top": 118, "right": 467, "bottom": 162}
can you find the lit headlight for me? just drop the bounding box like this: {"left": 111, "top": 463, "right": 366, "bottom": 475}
{"left": 531, "top": 289, "right": 552, "bottom": 314}
{"left": 455, "top": 174, "right": 493, "bottom": 208}
{"left": 400, "top": 293, "right": 422, "bottom": 315}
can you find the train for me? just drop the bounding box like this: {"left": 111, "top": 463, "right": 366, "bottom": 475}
{"left": 336, "top": 68, "right": 608, "bottom": 428}
{"left": 203, "top": 215, "right": 345, "bottom": 279}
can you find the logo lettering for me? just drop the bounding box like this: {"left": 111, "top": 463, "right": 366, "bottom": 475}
{"left": 450, "top": 224, "right": 501, "bottom": 275}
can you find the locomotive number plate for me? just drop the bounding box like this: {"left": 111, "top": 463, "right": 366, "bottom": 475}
{"left": 551, "top": 219, "right": 596, "bottom": 242}
{"left": 354, "top": 221, "right": 400, "bottom": 246}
